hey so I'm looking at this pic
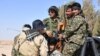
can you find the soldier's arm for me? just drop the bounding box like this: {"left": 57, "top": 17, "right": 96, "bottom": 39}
{"left": 65, "top": 16, "right": 86, "bottom": 36}
{"left": 73, "top": 17, "right": 86, "bottom": 34}
{"left": 43, "top": 18, "right": 48, "bottom": 27}
{"left": 39, "top": 35, "right": 48, "bottom": 56}
{"left": 46, "top": 30, "right": 53, "bottom": 37}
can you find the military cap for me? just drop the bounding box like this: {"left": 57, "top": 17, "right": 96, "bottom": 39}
{"left": 48, "top": 6, "right": 59, "bottom": 13}
{"left": 72, "top": 2, "right": 81, "bottom": 10}
{"left": 48, "top": 6, "right": 59, "bottom": 16}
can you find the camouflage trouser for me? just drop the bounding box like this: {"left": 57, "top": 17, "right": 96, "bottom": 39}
{"left": 62, "top": 42, "right": 82, "bottom": 56}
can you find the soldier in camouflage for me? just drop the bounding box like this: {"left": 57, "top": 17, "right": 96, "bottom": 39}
{"left": 57, "top": 3, "right": 74, "bottom": 53}
{"left": 62, "top": 2, "right": 87, "bottom": 56}
{"left": 43, "top": 6, "right": 61, "bottom": 36}
{"left": 43, "top": 6, "right": 65, "bottom": 52}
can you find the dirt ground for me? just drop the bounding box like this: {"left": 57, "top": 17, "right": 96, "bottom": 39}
{"left": 0, "top": 40, "right": 13, "bottom": 56}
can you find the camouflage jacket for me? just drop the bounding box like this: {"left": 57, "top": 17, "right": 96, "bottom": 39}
{"left": 64, "top": 15, "right": 87, "bottom": 45}
{"left": 62, "top": 15, "right": 87, "bottom": 56}
{"left": 43, "top": 17, "right": 61, "bottom": 33}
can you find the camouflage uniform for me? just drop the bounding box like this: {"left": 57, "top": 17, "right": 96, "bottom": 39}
{"left": 62, "top": 15, "right": 87, "bottom": 56}
{"left": 92, "top": 18, "right": 100, "bottom": 36}
{"left": 12, "top": 31, "right": 48, "bottom": 56}
{"left": 43, "top": 17, "right": 61, "bottom": 34}
{"left": 43, "top": 17, "right": 64, "bottom": 52}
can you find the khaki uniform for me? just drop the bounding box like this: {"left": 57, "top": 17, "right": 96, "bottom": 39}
{"left": 12, "top": 31, "right": 48, "bottom": 56}
{"left": 92, "top": 18, "right": 100, "bottom": 36}
{"left": 62, "top": 15, "right": 87, "bottom": 56}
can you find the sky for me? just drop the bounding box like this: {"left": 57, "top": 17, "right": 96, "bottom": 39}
{"left": 0, "top": 0, "right": 99, "bottom": 40}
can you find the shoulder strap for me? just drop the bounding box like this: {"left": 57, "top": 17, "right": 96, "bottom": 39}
{"left": 26, "top": 31, "right": 40, "bottom": 41}
{"left": 17, "top": 31, "right": 40, "bottom": 53}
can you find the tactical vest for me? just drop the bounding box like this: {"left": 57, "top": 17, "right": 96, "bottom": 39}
{"left": 12, "top": 30, "right": 42, "bottom": 56}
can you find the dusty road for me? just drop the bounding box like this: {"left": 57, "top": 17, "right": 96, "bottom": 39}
{"left": 0, "top": 40, "right": 13, "bottom": 56}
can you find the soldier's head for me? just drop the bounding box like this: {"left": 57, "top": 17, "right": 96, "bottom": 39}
{"left": 22, "top": 24, "right": 31, "bottom": 31}
{"left": 65, "top": 4, "right": 73, "bottom": 18}
{"left": 32, "top": 19, "right": 46, "bottom": 34}
{"left": 72, "top": 2, "right": 81, "bottom": 16}
{"left": 48, "top": 37, "right": 58, "bottom": 52}
{"left": 48, "top": 6, "right": 59, "bottom": 18}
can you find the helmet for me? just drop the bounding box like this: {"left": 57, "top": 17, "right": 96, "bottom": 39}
{"left": 72, "top": 2, "right": 81, "bottom": 10}
{"left": 32, "top": 19, "right": 45, "bottom": 31}
{"left": 48, "top": 6, "right": 59, "bottom": 16}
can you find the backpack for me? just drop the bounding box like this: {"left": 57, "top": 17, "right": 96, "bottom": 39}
{"left": 12, "top": 30, "right": 41, "bottom": 56}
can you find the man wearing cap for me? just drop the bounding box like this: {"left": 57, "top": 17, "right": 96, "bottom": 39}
{"left": 61, "top": 3, "right": 74, "bottom": 56}
{"left": 43, "top": 6, "right": 61, "bottom": 37}
{"left": 12, "top": 20, "right": 48, "bottom": 56}
{"left": 62, "top": 2, "right": 87, "bottom": 56}
{"left": 43, "top": 6, "right": 64, "bottom": 52}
